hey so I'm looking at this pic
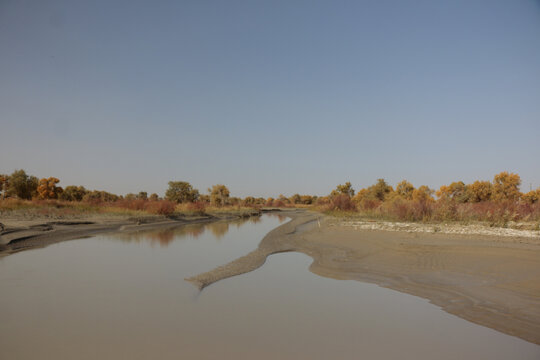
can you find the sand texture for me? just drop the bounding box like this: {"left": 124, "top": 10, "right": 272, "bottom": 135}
{"left": 186, "top": 212, "right": 540, "bottom": 345}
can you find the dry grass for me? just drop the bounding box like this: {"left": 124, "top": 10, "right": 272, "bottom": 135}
{"left": 0, "top": 199, "right": 262, "bottom": 220}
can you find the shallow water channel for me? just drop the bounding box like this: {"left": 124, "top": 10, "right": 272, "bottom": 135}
{"left": 1, "top": 214, "right": 539, "bottom": 359}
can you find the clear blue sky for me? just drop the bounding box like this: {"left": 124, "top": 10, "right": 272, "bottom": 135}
{"left": 1, "top": 0, "right": 539, "bottom": 197}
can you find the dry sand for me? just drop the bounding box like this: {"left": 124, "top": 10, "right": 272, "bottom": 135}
{"left": 186, "top": 211, "right": 540, "bottom": 345}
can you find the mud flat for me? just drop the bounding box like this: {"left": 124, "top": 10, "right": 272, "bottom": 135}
{"left": 0, "top": 211, "right": 262, "bottom": 258}
{"left": 187, "top": 212, "right": 540, "bottom": 345}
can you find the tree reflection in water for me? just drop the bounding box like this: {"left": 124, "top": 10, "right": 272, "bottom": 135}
{"left": 110, "top": 216, "right": 264, "bottom": 247}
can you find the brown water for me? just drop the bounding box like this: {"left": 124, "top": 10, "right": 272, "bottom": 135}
{"left": 1, "top": 214, "right": 539, "bottom": 359}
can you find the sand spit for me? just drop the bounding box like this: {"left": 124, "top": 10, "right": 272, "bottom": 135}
{"left": 185, "top": 210, "right": 321, "bottom": 289}
{"left": 186, "top": 212, "right": 540, "bottom": 345}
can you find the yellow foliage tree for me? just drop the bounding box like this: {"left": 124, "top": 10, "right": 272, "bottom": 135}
{"left": 412, "top": 185, "right": 434, "bottom": 202}
{"left": 367, "top": 179, "right": 393, "bottom": 201}
{"left": 436, "top": 181, "right": 469, "bottom": 203}
{"left": 467, "top": 180, "right": 492, "bottom": 202}
{"left": 396, "top": 180, "right": 415, "bottom": 200}
{"left": 37, "top": 177, "right": 62, "bottom": 199}
{"left": 209, "top": 184, "right": 230, "bottom": 207}
{"left": 522, "top": 188, "right": 540, "bottom": 204}
{"left": 352, "top": 188, "right": 369, "bottom": 203}
{"left": 492, "top": 172, "right": 521, "bottom": 201}
{"left": 331, "top": 182, "right": 355, "bottom": 197}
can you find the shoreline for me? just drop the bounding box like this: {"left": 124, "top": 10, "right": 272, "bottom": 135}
{"left": 0, "top": 210, "right": 266, "bottom": 258}
{"left": 187, "top": 212, "right": 540, "bottom": 345}
{"left": 337, "top": 218, "right": 540, "bottom": 241}
{"left": 2, "top": 209, "right": 540, "bottom": 344}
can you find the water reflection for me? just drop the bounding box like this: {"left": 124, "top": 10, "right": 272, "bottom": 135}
{"left": 1, "top": 214, "right": 538, "bottom": 360}
{"left": 110, "top": 215, "right": 286, "bottom": 247}
{"left": 267, "top": 213, "right": 288, "bottom": 223}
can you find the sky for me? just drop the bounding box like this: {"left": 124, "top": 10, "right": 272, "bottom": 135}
{"left": 1, "top": 0, "right": 539, "bottom": 198}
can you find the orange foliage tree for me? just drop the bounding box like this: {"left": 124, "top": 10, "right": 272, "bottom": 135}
{"left": 412, "top": 185, "right": 434, "bottom": 202}
{"left": 396, "top": 180, "right": 415, "bottom": 200}
{"left": 467, "top": 180, "right": 492, "bottom": 202}
{"left": 492, "top": 171, "right": 521, "bottom": 201}
{"left": 37, "top": 177, "right": 63, "bottom": 199}
{"left": 436, "top": 181, "right": 469, "bottom": 203}
{"left": 522, "top": 188, "right": 540, "bottom": 204}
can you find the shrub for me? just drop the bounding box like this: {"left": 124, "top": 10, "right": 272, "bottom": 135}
{"left": 187, "top": 201, "right": 207, "bottom": 215}
{"left": 145, "top": 200, "right": 176, "bottom": 215}
{"left": 328, "top": 194, "right": 356, "bottom": 211}
{"left": 60, "top": 186, "right": 88, "bottom": 201}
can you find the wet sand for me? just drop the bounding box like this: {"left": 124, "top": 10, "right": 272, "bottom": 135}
{"left": 187, "top": 212, "right": 540, "bottom": 345}
{"left": 0, "top": 213, "right": 262, "bottom": 258}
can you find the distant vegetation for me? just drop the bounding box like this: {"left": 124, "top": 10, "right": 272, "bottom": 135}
{"left": 0, "top": 169, "right": 539, "bottom": 225}
{"left": 322, "top": 172, "right": 540, "bottom": 226}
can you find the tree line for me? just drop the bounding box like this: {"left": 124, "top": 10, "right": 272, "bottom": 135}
{"left": 323, "top": 172, "right": 540, "bottom": 223}
{"left": 326, "top": 172, "right": 539, "bottom": 205}
{"left": 1, "top": 169, "right": 538, "bottom": 211}
{"left": 0, "top": 170, "right": 314, "bottom": 208}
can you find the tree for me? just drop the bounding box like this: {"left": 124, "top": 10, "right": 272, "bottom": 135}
{"left": 82, "top": 190, "right": 119, "bottom": 203}
{"left": 396, "top": 180, "right": 415, "bottom": 200}
{"left": 412, "top": 185, "right": 434, "bottom": 202}
{"left": 37, "top": 177, "right": 63, "bottom": 199}
{"left": 300, "top": 195, "right": 314, "bottom": 204}
{"left": 199, "top": 194, "right": 211, "bottom": 203}
{"left": 368, "top": 179, "right": 393, "bottom": 201}
{"left": 0, "top": 174, "right": 9, "bottom": 200}
{"left": 492, "top": 171, "right": 521, "bottom": 201}
{"left": 332, "top": 182, "right": 355, "bottom": 197}
{"left": 209, "top": 184, "right": 230, "bottom": 207}
{"left": 60, "top": 186, "right": 88, "bottom": 201}
{"left": 165, "top": 181, "right": 199, "bottom": 203}
{"left": 352, "top": 188, "right": 369, "bottom": 203}
{"left": 278, "top": 194, "right": 290, "bottom": 204}
{"left": 467, "top": 180, "right": 492, "bottom": 202}
{"left": 289, "top": 194, "right": 302, "bottom": 204}
{"left": 149, "top": 193, "right": 159, "bottom": 201}
{"left": 7, "top": 170, "right": 38, "bottom": 199}
{"left": 522, "top": 188, "right": 540, "bottom": 204}
{"left": 137, "top": 191, "right": 148, "bottom": 200}
{"left": 436, "top": 181, "right": 469, "bottom": 203}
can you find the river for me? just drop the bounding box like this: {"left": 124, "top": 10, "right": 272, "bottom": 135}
{"left": 0, "top": 214, "right": 538, "bottom": 359}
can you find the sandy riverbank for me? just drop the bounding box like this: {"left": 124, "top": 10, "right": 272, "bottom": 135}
{"left": 0, "top": 211, "right": 262, "bottom": 258}
{"left": 187, "top": 212, "right": 540, "bottom": 345}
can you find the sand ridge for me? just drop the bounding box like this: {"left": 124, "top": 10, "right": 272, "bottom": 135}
{"left": 186, "top": 212, "right": 540, "bottom": 345}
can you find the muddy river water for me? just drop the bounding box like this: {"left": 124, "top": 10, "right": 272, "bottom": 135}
{"left": 1, "top": 214, "right": 538, "bottom": 359}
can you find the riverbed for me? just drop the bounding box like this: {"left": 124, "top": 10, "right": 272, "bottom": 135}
{"left": 1, "top": 214, "right": 538, "bottom": 359}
